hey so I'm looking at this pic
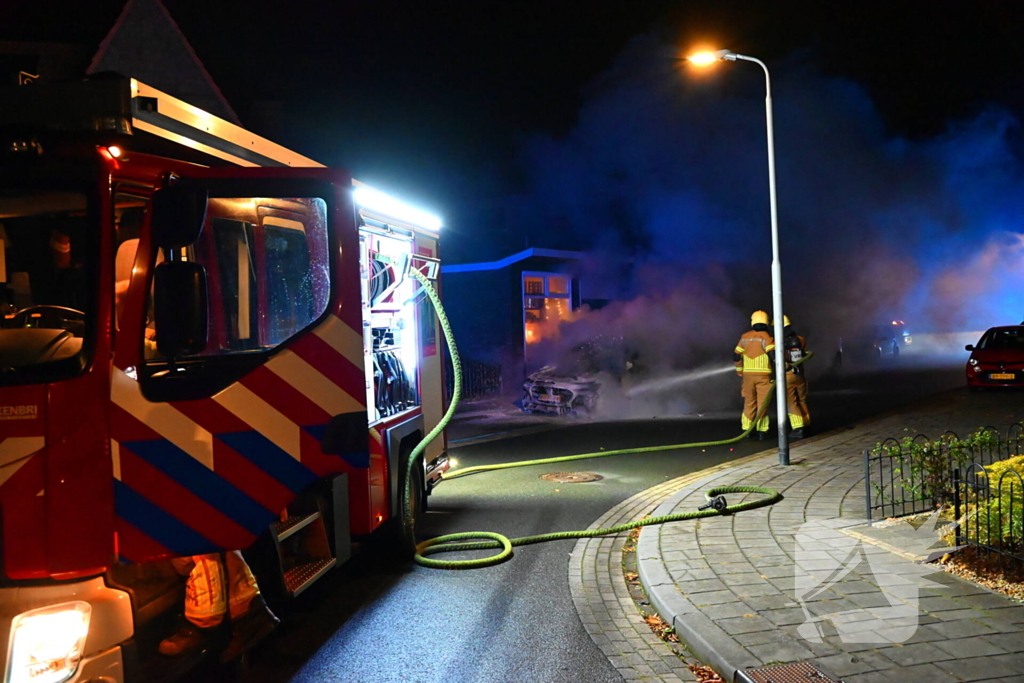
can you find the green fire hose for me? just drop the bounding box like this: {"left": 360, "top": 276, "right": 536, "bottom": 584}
{"left": 389, "top": 257, "right": 806, "bottom": 569}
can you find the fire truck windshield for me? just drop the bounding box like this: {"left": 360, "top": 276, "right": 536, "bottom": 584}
{"left": 0, "top": 189, "right": 93, "bottom": 386}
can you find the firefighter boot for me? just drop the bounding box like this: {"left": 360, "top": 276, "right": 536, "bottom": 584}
{"left": 220, "top": 597, "right": 279, "bottom": 663}
{"left": 791, "top": 428, "right": 805, "bottom": 440}
{"left": 158, "top": 622, "right": 215, "bottom": 657}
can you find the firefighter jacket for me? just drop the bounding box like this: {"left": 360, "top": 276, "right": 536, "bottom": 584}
{"left": 784, "top": 332, "right": 809, "bottom": 376}
{"left": 734, "top": 329, "right": 775, "bottom": 375}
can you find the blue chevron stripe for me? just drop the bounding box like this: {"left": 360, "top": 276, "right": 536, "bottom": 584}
{"left": 114, "top": 481, "right": 217, "bottom": 556}
{"left": 124, "top": 439, "right": 273, "bottom": 535}
{"left": 303, "top": 424, "right": 370, "bottom": 468}
{"left": 217, "top": 431, "right": 318, "bottom": 493}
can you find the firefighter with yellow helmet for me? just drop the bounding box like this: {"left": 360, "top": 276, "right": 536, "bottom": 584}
{"left": 779, "top": 315, "right": 811, "bottom": 439}
{"left": 734, "top": 310, "right": 775, "bottom": 439}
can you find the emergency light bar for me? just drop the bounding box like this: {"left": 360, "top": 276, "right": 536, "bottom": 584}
{"left": 354, "top": 185, "right": 442, "bottom": 232}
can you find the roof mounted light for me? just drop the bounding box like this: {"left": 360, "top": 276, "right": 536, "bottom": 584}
{"left": 354, "top": 186, "right": 442, "bottom": 231}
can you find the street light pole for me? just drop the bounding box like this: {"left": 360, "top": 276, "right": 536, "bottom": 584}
{"left": 689, "top": 50, "right": 789, "bottom": 465}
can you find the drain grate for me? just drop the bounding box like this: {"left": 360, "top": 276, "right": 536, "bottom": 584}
{"left": 539, "top": 472, "right": 604, "bottom": 483}
{"left": 736, "top": 661, "right": 843, "bottom": 683}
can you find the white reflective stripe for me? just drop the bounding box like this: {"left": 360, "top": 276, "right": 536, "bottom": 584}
{"left": 111, "top": 369, "right": 215, "bottom": 470}
{"left": 312, "top": 315, "right": 364, "bottom": 366}
{"left": 212, "top": 382, "right": 301, "bottom": 460}
{"left": 0, "top": 437, "right": 42, "bottom": 489}
{"left": 111, "top": 439, "right": 121, "bottom": 481}
{"left": 0, "top": 437, "right": 43, "bottom": 468}
{"left": 266, "top": 349, "right": 363, "bottom": 415}
{"left": 0, "top": 458, "right": 31, "bottom": 489}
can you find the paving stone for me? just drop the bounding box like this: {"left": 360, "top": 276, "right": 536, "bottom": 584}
{"left": 832, "top": 579, "right": 882, "bottom": 595}
{"left": 742, "top": 594, "right": 795, "bottom": 611}
{"left": 718, "top": 572, "right": 766, "bottom": 587}
{"left": 876, "top": 642, "right": 954, "bottom": 666}
{"left": 678, "top": 578, "right": 727, "bottom": 593}
{"left": 932, "top": 636, "right": 1009, "bottom": 659}
{"left": 928, "top": 608, "right": 990, "bottom": 622}
{"left": 988, "top": 651, "right": 1024, "bottom": 671}
{"left": 985, "top": 632, "right": 1024, "bottom": 653}
{"left": 961, "top": 593, "right": 1024, "bottom": 610}
{"left": 706, "top": 553, "right": 749, "bottom": 564}
{"left": 686, "top": 590, "right": 735, "bottom": 606}
{"left": 760, "top": 608, "right": 806, "bottom": 626}
{"left": 844, "top": 591, "right": 903, "bottom": 609}
{"left": 731, "top": 583, "right": 780, "bottom": 599}
{"left": 802, "top": 599, "right": 861, "bottom": 617}
{"left": 734, "top": 629, "right": 791, "bottom": 647}
{"left": 714, "top": 615, "right": 776, "bottom": 636}
{"left": 820, "top": 636, "right": 881, "bottom": 653}
{"left": 888, "top": 624, "right": 948, "bottom": 644}
{"left": 699, "top": 601, "right": 758, "bottom": 619}
{"left": 812, "top": 650, "right": 894, "bottom": 676}
{"left": 934, "top": 655, "right": 1023, "bottom": 681}
{"left": 927, "top": 618, "right": 999, "bottom": 639}
{"left": 746, "top": 639, "right": 817, "bottom": 663}
{"left": 757, "top": 564, "right": 793, "bottom": 579}
{"left": 841, "top": 662, "right": 960, "bottom": 683}
{"left": 713, "top": 562, "right": 758, "bottom": 574}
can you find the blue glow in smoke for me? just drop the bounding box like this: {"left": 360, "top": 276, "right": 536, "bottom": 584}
{"left": 515, "top": 34, "right": 1024, "bottom": 336}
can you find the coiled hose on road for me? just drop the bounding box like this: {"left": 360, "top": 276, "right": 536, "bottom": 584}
{"left": 390, "top": 257, "right": 807, "bottom": 569}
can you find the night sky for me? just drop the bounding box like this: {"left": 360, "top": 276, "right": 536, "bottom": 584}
{"left": 4, "top": 1, "right": 1023, "bottom": 204}
{"left": 4, "top": 1, "right": 1024, "bottom": 337}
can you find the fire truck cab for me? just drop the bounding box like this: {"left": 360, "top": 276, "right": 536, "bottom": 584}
{"left": 0, "top": 75, "right": 447, "bottom": 682}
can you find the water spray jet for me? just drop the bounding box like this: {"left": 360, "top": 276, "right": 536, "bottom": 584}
{"left": 624, "top": 364, "right": 735, "bottom": 397}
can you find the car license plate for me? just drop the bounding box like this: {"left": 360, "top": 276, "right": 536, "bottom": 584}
{"left": 990, "top": 373, "right": 1014, "bottom": 380}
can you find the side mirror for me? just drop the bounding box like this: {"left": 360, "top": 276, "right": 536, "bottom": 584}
{"left": 153, "top": 261, "right": 208, "bottom": 356}
{"left": 965, "top": 344, "right": 975, "bottom": 351}
{"left": 152, "top": 184, "right": 208, "bottom": 249}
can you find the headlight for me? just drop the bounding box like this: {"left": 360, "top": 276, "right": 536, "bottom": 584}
{"left": 969, "top": 358, "right": 979, "bottom": 366}
{"left": 7, "top": 602, "right": 91, "bottom": 683}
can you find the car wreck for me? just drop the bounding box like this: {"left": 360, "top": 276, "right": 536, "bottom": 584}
{"left": 522, "top": 366, "right": 600, "bottom": 415}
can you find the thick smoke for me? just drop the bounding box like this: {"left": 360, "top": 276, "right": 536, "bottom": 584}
{"left": 514, "top": 34, "right": 1024, "bottom": 416}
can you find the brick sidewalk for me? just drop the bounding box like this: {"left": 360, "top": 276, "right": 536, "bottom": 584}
{"left": 571, "top": 388, "right": 1024, "bottom": 683}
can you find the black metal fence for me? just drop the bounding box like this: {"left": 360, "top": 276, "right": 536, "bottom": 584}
{"left": 445, "top": 356, "right": 503, "bottom": 401}
{"left": 954, "top": 462, "right": 1024, "bottom": 569}
{"left": 864, "top": 423, "right": 1024, "bottom": 521}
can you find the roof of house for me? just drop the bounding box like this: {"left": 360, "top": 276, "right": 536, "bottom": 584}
{"left": 0, "top": 0, "right": 238, "bottom": 123}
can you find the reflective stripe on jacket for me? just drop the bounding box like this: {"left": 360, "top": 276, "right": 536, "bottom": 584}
{"left": 735, "top": 330, "right": 775, "bottom": 374}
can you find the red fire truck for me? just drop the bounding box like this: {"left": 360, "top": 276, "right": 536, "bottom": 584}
{"left": 0, "top": 76, "right": 448, "bottom": 682}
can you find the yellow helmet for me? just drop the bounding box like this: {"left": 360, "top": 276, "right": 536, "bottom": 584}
{"left": 751, "top": 310, "right": 769, "bottom": 326}
{"left": 771, "top": 315, "right": 792, "bottom": 327}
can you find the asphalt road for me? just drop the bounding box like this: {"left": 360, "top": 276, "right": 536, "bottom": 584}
{"left": 236, "top": 360, "right": 965, "bottom": 683}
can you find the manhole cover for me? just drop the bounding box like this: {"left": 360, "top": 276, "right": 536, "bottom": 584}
{"left": 539, "top": 472, "right": 603, "bottom": 483}
{"left": 736, "top": 661, "right": 843, "bottom": 683}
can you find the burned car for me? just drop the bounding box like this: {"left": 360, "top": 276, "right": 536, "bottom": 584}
{"left": 522, "top": 366, "right": 600, "bottom": 415}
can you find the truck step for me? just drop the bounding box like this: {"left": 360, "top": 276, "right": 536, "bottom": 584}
{"left": 272, "top": 512, "right": 321, "bottom": 542}
{"left": 284, "top": 558, "right": 336, "bottom": 596}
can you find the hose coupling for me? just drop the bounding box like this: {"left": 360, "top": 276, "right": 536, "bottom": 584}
{"left": 698, "top": 495, "right": 728, "bottom": 513}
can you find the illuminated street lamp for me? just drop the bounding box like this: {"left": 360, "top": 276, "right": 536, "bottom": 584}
{"left": 687, "top": 49, "right": 790, "bottom": 465}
